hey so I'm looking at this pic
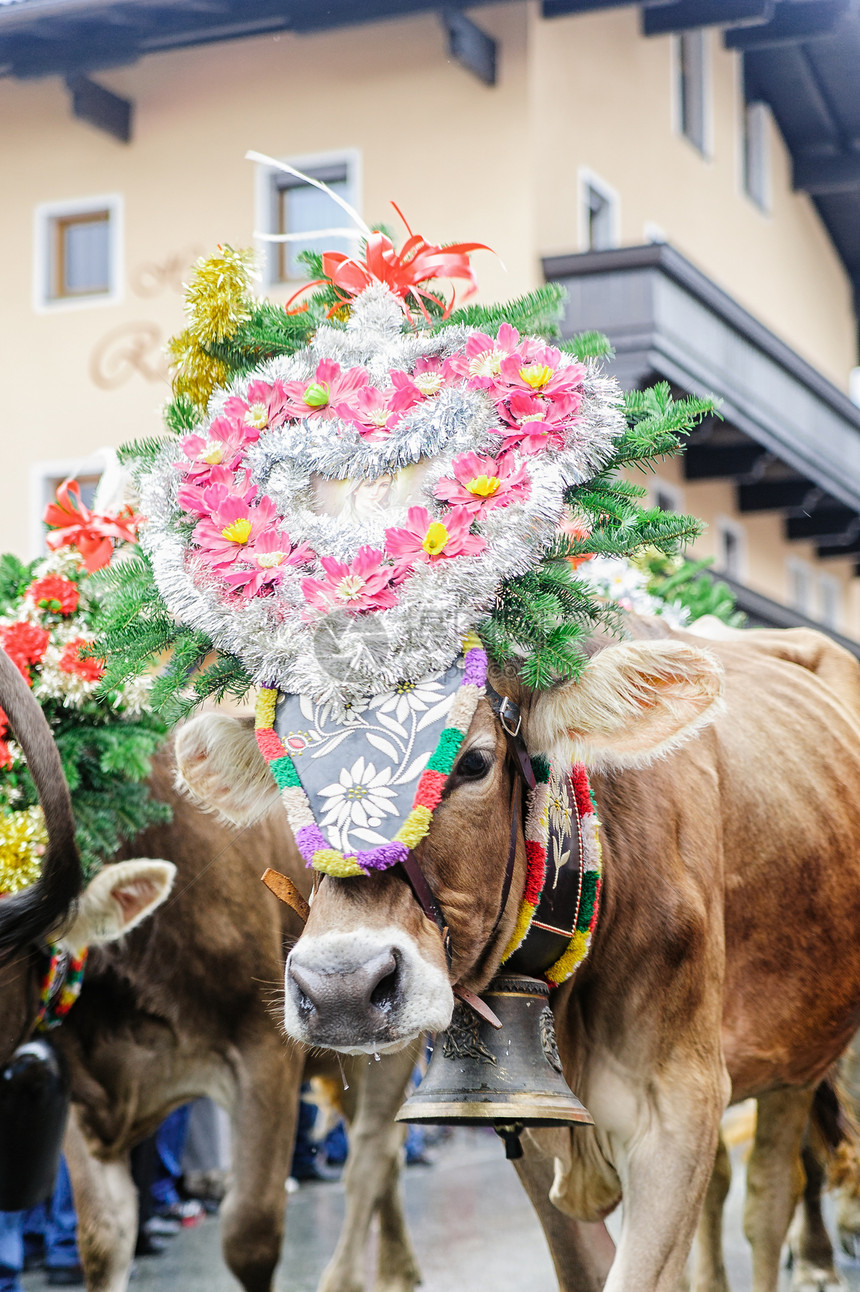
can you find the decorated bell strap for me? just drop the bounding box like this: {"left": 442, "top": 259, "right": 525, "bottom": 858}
{"left": 254, "top": 634, "right": 488, "bottom": 878}
{"left": 501, "top": 760, "right": 602, "bottom": 988}
{"left": 35, "top": 945, "right": 88, "bottom": 1031}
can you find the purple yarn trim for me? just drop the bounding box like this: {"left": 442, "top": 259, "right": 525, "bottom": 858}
{"left": 462, "top": 647, "right": 488, "bottom": 687}
{"left": 295, "top": 822, "right": 328, "bottom": 863}
{"left": 354, "top": 842, "right": 410, "bottom": 872}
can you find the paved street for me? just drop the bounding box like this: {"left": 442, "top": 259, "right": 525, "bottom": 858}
{"left": 20, "top": 1123, "right": 860, "bottom": 1291}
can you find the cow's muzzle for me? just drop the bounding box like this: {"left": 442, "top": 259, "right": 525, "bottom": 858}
{"left": 283, "top": 928, "right": 453, "bottom": 1052}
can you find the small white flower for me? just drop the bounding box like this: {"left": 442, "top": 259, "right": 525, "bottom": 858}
{"left": 371, "top": 676, "right": 447, "bottom": 726}
{"left": 317, "top": 756, "right": 399, "bottom": 838}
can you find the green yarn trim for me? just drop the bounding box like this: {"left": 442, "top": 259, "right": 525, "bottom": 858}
{"left": 270, "top": 755, "right": 301, "bottom": 789}
{"left": 426, "top": 727, "right": 464, "bottom": 774}
{"left": 576, "top": 869, "right": 599, "bottom": 932}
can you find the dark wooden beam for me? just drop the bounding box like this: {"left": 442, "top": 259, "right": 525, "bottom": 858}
{"left": 818, "top": 536, "right": 860, "bottom": 559}
{"left": 724, "top": 0, "right": 847, "bottom": 49}
{"left": 66, "top": 74, "right": 132, "bottom": 142}
{"left": 683, "top": 442, "right": 768, "bottom": 481}
{"left": 643, "top": 0, "right": 772, "bottom": 37}
{"left": 786, "top": 508, "right": 860, "bottom": 543}
{"left": 441, "top": 10, "right": 496, "bottom": 85}
{"left": 793, "top": 151, "right": 860, "bottom": 195}
{"left": 737, "top": 479, "right": 819, "bottom": 512}
{"left": 542, "top": 0, "right": 633, "bottom": 15}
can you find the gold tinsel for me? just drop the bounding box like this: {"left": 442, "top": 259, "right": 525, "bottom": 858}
{"left": 184, "top": 245, "right": 255, "bottom": 345}
{"left": 0, "top": 806, "right": 48, "bottom": 896}
{"left": 167, "top": 329, "right": 230, "bottom": 412}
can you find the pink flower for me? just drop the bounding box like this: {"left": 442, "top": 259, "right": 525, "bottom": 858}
{"left": 336, "top": 386, "right": 402, "bottom": 440}
{"left": 435, "top": 452, "right": 530, "bottom": 513}
{"left": 221, "top": 529, "right": 316, "bottom": 598}
{"left": 493, "top": 391, "right": 580, "bottom": 455}
{"left": 384, "top": 505, "right": 486, "bottom": 569}
{"left": 444, "top": 323, "right": 523, "bottom": 390}
{"left": 178, "top": 416, "right": 253, "bottom": 486}
{"left": 301, "top": 547, "right": 400, "bottom": 616}
{"left": 192, "top": 488, "right": 276, "bottom": 569}
{"left": 222, "top": 379, "right": 289, "bottom": 432}
{"left": 177, "top": 467, "right": 238, "bottom": 518}
{"left": 497, "top": 347, "right": 585, "bottom": 404}
{"left": 387, "top": 357, "right": 447, "bottom": 413}
{"left": 281, "top": 359, "right": 370, "bottom": 421}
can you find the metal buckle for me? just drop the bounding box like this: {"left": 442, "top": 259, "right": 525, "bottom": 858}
{"left": 498, "top": 697, "right": 522, "bottom": 739}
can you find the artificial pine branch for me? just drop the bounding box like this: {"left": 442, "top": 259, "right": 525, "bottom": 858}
{"left": 438, "top": 285, "right": 566, "bottom": 340}
{"left": 560, "top": 331, "right": 613, "bottom": 361}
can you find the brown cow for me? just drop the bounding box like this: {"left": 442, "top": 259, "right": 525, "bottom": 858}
{"left": 8, "top": 748, "right": 421, "bottom": 1292}
{"left": 177, "top": 623, "right": 860, "bottom": 1292}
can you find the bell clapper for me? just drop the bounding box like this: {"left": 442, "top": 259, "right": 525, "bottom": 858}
{"left": 495, "top": 1123, "right": 525, "bottom": 1160}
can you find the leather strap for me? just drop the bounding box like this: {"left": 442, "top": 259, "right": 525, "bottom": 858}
{"left": 396, "top": 853, "right": 452, "bottom": 967}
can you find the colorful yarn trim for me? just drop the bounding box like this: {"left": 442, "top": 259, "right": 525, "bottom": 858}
{"left": 500, "top": 759, "right": 602, "bottom": 988}
{"left": 35, "top": 945, "right": 88, "bottom": 1031}
{"left": 255, "top": 637, "right": 488, "bottom": 877}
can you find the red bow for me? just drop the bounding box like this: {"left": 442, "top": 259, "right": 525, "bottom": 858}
{"left": 43, "top": 479, "right": 138, "bottom": 573}
{"left": 287, "top": 204, "right": 492, "bottom": 324}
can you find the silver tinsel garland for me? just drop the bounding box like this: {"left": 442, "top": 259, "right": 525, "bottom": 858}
{"left": 138, "top": 286, "right": 626, "bottom": 711}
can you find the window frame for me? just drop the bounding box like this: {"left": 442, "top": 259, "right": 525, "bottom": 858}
{"left": 741, "top": 100, "right": 772, "bottom": 214}
{"left": 33, "top": 193, "right": 123, "bottom": 312}
{"left": 818, "top": 572, "right": 842, "bottom": 631}
{"left": 715, "top": 516, "right": 746, "bottom": 581}
{"left": 672, "top": 29, "right": 712, "bottom": 159}
{"left": 785, "top": 556, "right": 814, "bottom": 618}
{"left": 577, "top": 168, "right": 620, "bottom": 253}
{"left": 254, "top": 149, "right": 362, "bottom": 289}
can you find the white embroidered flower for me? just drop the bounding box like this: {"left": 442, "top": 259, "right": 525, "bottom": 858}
{"left": 370, "top": 675, "right": 448, "bottom": 726}
{"left": 317, "top": 756, "right": 399, "bottom": 847}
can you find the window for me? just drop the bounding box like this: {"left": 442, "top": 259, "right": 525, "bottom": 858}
{"left": 787, "top": 558, "right": 813, "bottom": 617}
{"left": 715, "top": 518, "right": 745, "bottom": 580}
{"left": 34, "top": 195, "right": 122, "bottom": 310}
{"left": 818, "top": 574, "right": 841, "bottom": 630}
{"left": 652, "top": 478, "right": 682, "bottom": 513}
{"left": 742, "top": 101, "right": 771, "bottom": 212}
{"left": 677, "top": 30, "right": 708, "bottom": 155}
{"left": 579, "top": 170, "right": 618, "bottom": 253}
{"left": 257, "top": 153, "right": 360, "bottom": 286}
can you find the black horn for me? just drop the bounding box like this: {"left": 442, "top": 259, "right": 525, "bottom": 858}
{"left": 0, "top": 647, "right": 81, "bottom": 957}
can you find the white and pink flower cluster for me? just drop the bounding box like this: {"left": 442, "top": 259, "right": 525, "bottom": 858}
{"left": 174, "top": 324, "right": 585, "bottom": 617}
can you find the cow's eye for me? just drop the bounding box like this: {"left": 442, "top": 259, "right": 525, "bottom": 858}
{"left": 456, "top": 749, "right": 492, "bottom": 780}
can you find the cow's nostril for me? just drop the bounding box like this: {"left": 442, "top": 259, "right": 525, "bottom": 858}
{"left": 370, "top": 951, "right": 400, "bottom": 1012}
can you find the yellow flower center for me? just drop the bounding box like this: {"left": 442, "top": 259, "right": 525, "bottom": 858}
{"left": 422, "top": 522, "right": 450, "bottom": 555}
{"left": 244, "top": 403, "right": 269, "bottom": 429}
{"left": 519, "top": 412, "right": 547, "bottom": 424}
{"left": 200, "top": 443, "right": 224, "bottom": 465}
{"left": 221, "top": 518, "right": 252, "bottom": 544}
{"left": 336, "top": 574, "right": 366, "bottom": 600}
{"left": 413, "top": 372, "right": 444, "bottom": 397}
{"left": 519, "top": 363, "right": 554, "bottom": 389}
{"left": 466, "top": 474, "right": 501, "bottom": 498}
{"left": 367, "top": 409, "right": 392, "bottom": 428}
{"left": 468, "top": 349, "right": 502, "bottom": 379}
{"left": 256, "top": 551, "right": 286, "bottom": 569}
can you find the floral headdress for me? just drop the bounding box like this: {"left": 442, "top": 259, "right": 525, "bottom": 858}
{"left": 0, "top": 481, "right": 169, "bottom": 897}
{"left": 95, "top": 181, "right": 710, "bottom": 884}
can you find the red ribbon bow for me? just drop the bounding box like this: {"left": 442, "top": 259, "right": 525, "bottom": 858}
{"left": 287, "top": 204, "right": 492, "bottom": 324}
{"left": 43, "top": 479, "right": 138, "bottom": 573}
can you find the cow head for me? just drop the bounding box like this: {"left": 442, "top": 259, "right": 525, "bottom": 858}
{"left": 177, "top": 638, "right": 721, "bottom": 1054}
{"left": 0, "top": 858, "right": 176, "bottom": 1064}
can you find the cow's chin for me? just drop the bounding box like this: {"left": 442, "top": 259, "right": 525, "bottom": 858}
{"left": 282, "top": 927, "right": 454, "bottom": 1053}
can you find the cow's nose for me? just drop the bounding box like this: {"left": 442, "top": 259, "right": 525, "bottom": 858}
{"left": 287, "top": 947, "right": 401, "bottom": 1041}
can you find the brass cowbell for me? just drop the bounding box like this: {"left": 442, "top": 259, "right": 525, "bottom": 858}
{"left": 396, "top": 974, "right": 593, "bottom": 1159}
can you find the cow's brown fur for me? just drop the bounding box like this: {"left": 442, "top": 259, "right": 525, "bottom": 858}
{"left": 272, "top": 624, "right": 860, "bottom": 1291}
{"left": 0, "top": 749, "right": 420, "bottom": 1292}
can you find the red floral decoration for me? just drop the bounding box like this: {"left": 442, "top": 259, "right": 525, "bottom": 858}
{"left": 0, "top": 706, "right": 12, "bottom": 771}
{"left": 2, "top": 623, "right": 50, "bottom": 684}
{"left": 28, "top": 575, "right": 80, "bottom": 616}
{"left": 43, "top": 479, "right": 138, "bottom": 574}
{"left": 58, "top": 639, "right": 105, "bottom": 683}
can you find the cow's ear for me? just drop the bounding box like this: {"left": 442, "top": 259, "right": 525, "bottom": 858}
{"left": 55, "top": 859, "right": 176, "bottom": 948}
{"left": 527, "top": 640, "right": 723, "bottom": 770}
{"left": 174, "top": 714, "right": 280, "bottom": 826}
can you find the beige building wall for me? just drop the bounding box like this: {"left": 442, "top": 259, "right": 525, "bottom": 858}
{"left": 0, "top": 2, "right": 857, "bottom": 631}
